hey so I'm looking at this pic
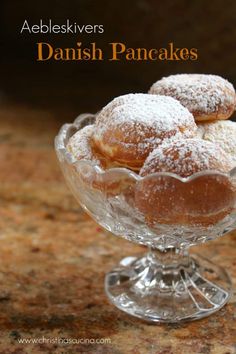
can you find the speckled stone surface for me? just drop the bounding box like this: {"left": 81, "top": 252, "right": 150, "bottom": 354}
{"left": 0, "top": 104, "right": 235, "bottom": 354}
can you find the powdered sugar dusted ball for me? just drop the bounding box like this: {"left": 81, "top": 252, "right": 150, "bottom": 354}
{"left": 149, "top": 74, "right": 236, "bottom": 122}
{"left": 136, "top": 139, "right": 235, "bottom": 226}
{"left": 92, "top": 93, "right": 197, "bottom": 170}
{"left": 140, "top": 138, "right": 234, "bottom": 177}
{"left": 67, "top": 125, "right": 102, "bottom": 166}
{"left": 197, "top": 120, "right": 236, "bottom": 164}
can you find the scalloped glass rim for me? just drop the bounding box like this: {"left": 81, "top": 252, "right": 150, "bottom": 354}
{"left": 54, "top": 114, "right": 236, "bottom": 183}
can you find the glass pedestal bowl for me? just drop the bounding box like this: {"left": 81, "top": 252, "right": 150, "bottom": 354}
{"left": 55, "top": 114, "right": 236, "bottom": 323}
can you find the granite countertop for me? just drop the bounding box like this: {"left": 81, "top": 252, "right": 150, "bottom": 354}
{"left": 0, "top": 103, "right": 235, "bottom": 354}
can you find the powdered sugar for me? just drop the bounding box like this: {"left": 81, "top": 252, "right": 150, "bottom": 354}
{"left": 149, "top": 74, "right": 236, "bottom": 116}
{"left": 198, "top": 120, "right": 236, "bottom": 163}
{"left": 94, "top": 93, "right": 197, "bottom": 154}
{"left": 66, "top": 125, "right": 101, "bottom": 165}
{"left": 140, "top": 138, "right": 234, "bottom": 177}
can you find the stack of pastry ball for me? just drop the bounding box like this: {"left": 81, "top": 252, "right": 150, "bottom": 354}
{"left": 67, "top": 74, "right": 236, "bottom": 226}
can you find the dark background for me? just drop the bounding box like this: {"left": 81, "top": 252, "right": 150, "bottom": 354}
{"left": 1, "top": 0, "right": 236, "bottom": 121}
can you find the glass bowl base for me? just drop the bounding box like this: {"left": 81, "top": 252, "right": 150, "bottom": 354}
{"left": 105, "top": 252, "right": 232, "bottom": 323}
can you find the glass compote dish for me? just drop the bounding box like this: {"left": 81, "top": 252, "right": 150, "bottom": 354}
{"left": 55, "top": 113, "right": 236, "bottom": 323}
